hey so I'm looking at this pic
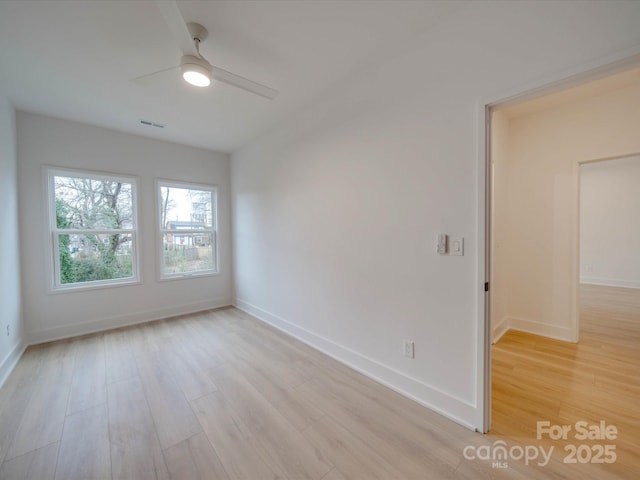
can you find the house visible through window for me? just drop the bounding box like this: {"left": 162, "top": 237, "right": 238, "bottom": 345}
{"left": 158, "top": 181, "right": 217, "bottom": 278}
{"left": 47, "top": 168, "right": 139, "bottom": 290}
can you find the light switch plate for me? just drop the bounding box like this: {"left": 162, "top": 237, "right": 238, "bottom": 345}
{"left": 437, "top": 234, "right": 448, "bottom": 255}
{"left": 450, "top": 237, "right": 464, "bottom": 256}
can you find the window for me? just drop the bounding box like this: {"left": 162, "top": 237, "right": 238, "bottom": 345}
{"left": 47, "top": 168, "right": 139, "bottom": 291}
{"left": 158, "top": 181, "right": 217, "bottom": 278}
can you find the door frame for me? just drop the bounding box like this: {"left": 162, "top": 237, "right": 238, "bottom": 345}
{"left": 477, "top": 49, "right": 640, "bottom": 433}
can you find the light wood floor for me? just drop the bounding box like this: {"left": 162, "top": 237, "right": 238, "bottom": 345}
{"left": 492, "top": 284, "right": 640, "bottom": 479}
{"left": 0, "top": 304, "right": 635, "bottom": 479}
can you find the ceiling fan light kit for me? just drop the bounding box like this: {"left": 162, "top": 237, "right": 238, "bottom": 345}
{"left": 181, "top": 55, "right": 211, "bottom": 87}
{"left": 147, "top": 0, "right": 278, "bottom": 99}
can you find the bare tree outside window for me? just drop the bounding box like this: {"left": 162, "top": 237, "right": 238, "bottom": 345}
{"left": 158, "top": 182, "right": 217, "bottom": 277}
{"left": 49, "top": 169, "right": 138, "bottom": 289}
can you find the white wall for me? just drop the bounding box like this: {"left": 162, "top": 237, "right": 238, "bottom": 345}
{"left": 490, "top": 111, "right": 510, "bottom": 343}
{"left": 17, "top": 113, "right": 232, "bottom": 343}
{"left": 0, "top": 99, "right": 24, "bottom": 387}
{"left": 493, "top": 83, "right": 640, "bottom": 342}
{"left": 231, "top": 1, "right": 640, "bottom": 429}
{"left": 580, "top": 156, "right": 640, "bottom": 288}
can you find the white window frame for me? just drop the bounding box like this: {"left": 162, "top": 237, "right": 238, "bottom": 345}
{"left": 156, "top": 179, "right": 218, "bottom": 280}
{"left": 46, "top": 167, "right": 140, "bottom": 292}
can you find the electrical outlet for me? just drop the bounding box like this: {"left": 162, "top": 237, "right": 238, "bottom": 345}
{"left": 403, "top": 339, "right": 414, "bottom": 359}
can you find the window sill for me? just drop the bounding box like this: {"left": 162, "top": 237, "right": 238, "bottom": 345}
{"left": 48, "top": 278, "right": 141, "bottom": 295}
{"left": 158, "top": 271, "right": 219, "bottom": 282}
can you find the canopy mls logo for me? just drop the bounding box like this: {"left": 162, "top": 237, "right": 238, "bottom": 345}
{"left": 463, "top": 420, "right": 618, "bottom": 469}
{"left": 462, "top": 440, "right": 553, "bottom": 468}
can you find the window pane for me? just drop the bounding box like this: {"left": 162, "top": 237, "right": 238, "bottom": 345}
{"left": 55, "top": 175, "right": 134, "bottom": 230}
{"left": 160, "top": 186, "right": 213, "bottom": 228}
{"left": 162, "top": 233, "right": 214, "bottom": 274}
{"left": 58, "top": 233, "right": 134, "bottom": 284}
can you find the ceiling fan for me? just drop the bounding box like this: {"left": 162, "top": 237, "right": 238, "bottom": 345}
{"left": 133, "top": 0, "right": 278, "bottom": 100}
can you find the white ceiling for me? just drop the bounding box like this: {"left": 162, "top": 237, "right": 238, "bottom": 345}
{"left": 0, "top": 0, "right": 464, "bottom": 153}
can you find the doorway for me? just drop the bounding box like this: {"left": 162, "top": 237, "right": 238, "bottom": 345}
{"left": 579, "top": 155, "right": 640, "bottom": 292}
{"left": 487, "top": 68, "right": 640, "bottom": 473}
{"left": 483, "top": 64, "right": 640, "bottom": 472}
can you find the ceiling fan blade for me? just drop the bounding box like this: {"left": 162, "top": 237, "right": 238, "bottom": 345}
{"left": 211, "top": 65, "right": 279, "bottom": 100}
{"left": 130, "top": 65, "right": 180, "bottom": 85}
{"left": 156, "top": 0, "right": 198, "bottom": 56}
{"left": 154, "top": 0, "right": 278, "bottom": 100}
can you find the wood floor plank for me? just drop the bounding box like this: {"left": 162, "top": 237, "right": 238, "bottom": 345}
{"left": 104, "top": 329, "right": 138, "bottom": 384}
{"left": 66, "top": 335, "right": 107, "bottom": 415}
{"left": 128, "top": 325, "right": 162, "bottom": 357}
{"left": 320, "top": 468, "right": 348, "bottom": 480}
{"left": 0, "top": 442, "right": 58, "bottom": 480}
{"left": 191, "top": 391, "right": 285, "bottom": 480}
{"left": 492, "top": 284, "right": 640, "bottom": 476}
{"left": 0, "top": 378, "right": 35, "bottom": 465}
{"left": 224, "top": 330, "right": 312, "bottom": 389}
{"left": 7, "top": 344, "right": 75, "bottom": 459}
{"left": 296, "top": 375, "right": 461, "bottom": 477}
{"left": 55, "top": 403, "right": 111, "bottom": 480}
{"left": 296, "top": 350, "right": 478, "bottom": 458}
{"left": 209, "top": 364, "right": 333, "bottom": 480}
{"left": 170, "top": 314, "right": 230, "bottom": 364}
{"left": 107, "top": 377, "right": 170, "bottom": 480}
{"left": 0, "top": 345, "right": 45, "bottom": 391}
{"left": 0, "top": 345, "right": 64, "bottom": 463}
{"left": 216, "top": 309, "right": 315, "bottom": 387}
{"left": 157, "top": 337, "right": 219, "bottom": 401}
{"left": 163, "top": 432, "right": 229, "bottom": 480}
{"left": 301, "top": 415, "right": 405, "bottom": 480}
{"left": 229, "top": 351, "right": 325, "bottom": 431}
{"left": 135, "top": 352, "right": 202, "bottom": 450}
{"left": 175, "top": 329, "right": 226, "bottom": 370}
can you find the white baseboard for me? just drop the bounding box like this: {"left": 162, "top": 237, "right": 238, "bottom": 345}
{"left": 491, "top": 317, "right": 510, "bottom": 344}
{"left": 507, "top": 316, "right": 574, "bottom": 342}
{"left": 234, "top": 298, "right": 478, "bottom": 431}
{"left": 0, "top": 338, "right": 27, "bottom": 389}
{"left": 28, "top": 297, "right": 232, "bottom": 345}
{"left": 580, "top": 277, "right": 640, "bottom": 289}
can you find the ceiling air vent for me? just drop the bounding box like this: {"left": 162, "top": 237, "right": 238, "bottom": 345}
{"left": 140, "top": 119, "right": 165, "bottom": 128}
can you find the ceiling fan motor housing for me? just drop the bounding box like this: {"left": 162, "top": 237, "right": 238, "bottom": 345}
{"left": 181, "top": 55, "right": 212, "bottom": 87}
